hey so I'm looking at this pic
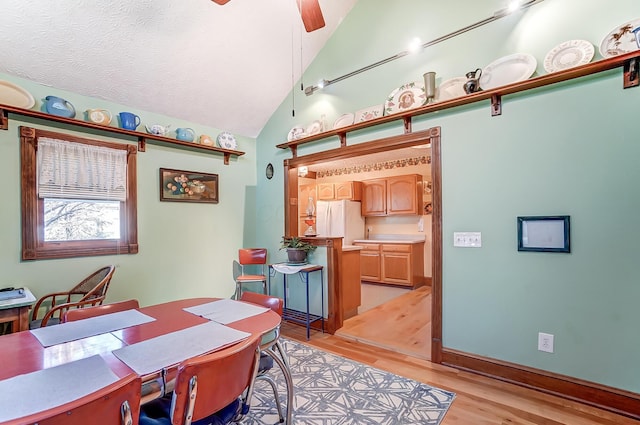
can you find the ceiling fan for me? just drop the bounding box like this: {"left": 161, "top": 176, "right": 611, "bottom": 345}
{"left": 210, "top": 0, "right": 325, "bottom": 32}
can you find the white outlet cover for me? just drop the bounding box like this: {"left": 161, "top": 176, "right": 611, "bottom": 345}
{"left": 538, "top": 332, "right": 554, "bottom": 353}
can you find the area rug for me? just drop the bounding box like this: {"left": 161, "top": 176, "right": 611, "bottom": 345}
{"left": 244, "top": 338, "right": 455, "bottom": 425}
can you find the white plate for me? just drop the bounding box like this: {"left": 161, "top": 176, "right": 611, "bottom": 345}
{"left": 384, "top": 81, "right": 426, "bottom": 115}
{"left": 333, "top": 113, "right": 354, "bottom": 129}
{"left": 306, "top": 120, "right": 323, "bottom": 136}
{"left": 216, "top": 131, "right": 237, "bottom": 150}
{"left": 354, "top": 105, "right": 383, "bottom": 123}
{"left": 0, "top": 80, "right": 35, "bottom": 109}
{"left": 287, "top": 125, "right": 307, "bottom": 141}
{"left": 599, "top": 18, "right": 640, "bottom": 58}
{"left": 544, "top": 40, "right": 594, "bottom": 73}
{"left": 479, "top": 53, "right": 537, "bottom": 90}
{"left": 434, "top": 77, "right": 467, "bottom": 102}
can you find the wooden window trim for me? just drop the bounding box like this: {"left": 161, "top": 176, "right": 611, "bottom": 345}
{"left": 20, "top": 126, "right": 138, "bottom": 260}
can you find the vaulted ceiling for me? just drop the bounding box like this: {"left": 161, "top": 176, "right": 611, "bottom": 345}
{"left": 0, "top": 0, "right": 358, "bottom": 138}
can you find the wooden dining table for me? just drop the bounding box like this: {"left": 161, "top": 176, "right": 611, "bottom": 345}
{"left": 0, "top": 298, "right": 281, "bottom": 408}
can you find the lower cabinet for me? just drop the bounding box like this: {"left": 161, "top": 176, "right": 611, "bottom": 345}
{"left": 355, "top": 242, "right": 424, "bottom": 287}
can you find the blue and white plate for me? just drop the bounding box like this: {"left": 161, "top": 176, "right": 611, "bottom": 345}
{"left": 216, "top": 131, "right": 237, "bottom": 150}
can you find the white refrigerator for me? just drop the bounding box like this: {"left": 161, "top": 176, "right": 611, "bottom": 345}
{"left": 315, "top": 200, "right": 365, "bottom": 246}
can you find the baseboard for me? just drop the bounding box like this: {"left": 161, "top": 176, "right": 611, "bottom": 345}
{"left": 442, "top": 348, "right": 640, "bottom": 420}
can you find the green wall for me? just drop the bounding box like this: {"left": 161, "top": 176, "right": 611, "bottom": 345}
{"left": 256, "top": 0, "right": 640, "bottom": 392}
{"left": 0, "top": 74, "right": 259, "bottom": 307}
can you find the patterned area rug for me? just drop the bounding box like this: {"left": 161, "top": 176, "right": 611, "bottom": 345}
{"left": 244, "top": 338, "right": 455, "bottom": 425}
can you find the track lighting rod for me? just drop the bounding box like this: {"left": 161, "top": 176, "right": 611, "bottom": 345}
{"left": 304, "top": 0, "right": 545, "bottom": 96}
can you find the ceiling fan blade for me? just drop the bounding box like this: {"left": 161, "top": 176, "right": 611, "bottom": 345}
{"left": 211, "top": 0, "right": 231, "bottom": 4}
{"left": 296, "top": 0, "right": 326, "bottom": 32}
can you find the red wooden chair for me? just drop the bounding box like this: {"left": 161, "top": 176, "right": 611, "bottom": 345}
{"left": 4, "top": 373, "right": 141, "bottom": 425}
{"left": 139, "top": 334, "right": 261, "bottom": 425}
{"left": 239, "top": 291, "right": 291, "bottom": 424}
{"left": 63, "top": 299, "right": 140, "bottom": 322}
{"left": 232, "top": 248, "right": 267, "bottom": 299}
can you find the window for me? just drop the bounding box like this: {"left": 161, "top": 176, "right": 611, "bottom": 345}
{"left": 20, "top": 126, "right": 138, "bottom": 260}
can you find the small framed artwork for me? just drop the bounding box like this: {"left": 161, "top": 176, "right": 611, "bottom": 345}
{"left": 517, "top": 215, "right": 570, "bottom": 253}
{"left": 160, "top": 168, "right": 219, "bottom": 204}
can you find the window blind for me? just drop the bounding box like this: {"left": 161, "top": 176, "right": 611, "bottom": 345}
{"left": 37, "top": 137, "right": 127, "bottom": 201}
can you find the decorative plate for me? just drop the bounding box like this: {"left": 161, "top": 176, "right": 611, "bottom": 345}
{"left": 599, "top": 18, "right": 640, "bottom": 58}
{"left": 333, "top": 113, "right": 355, "bottom": 129}
{"left": 384, "top": 81, "right": 426, "bottom": 115}
{"left": 306, "top": 120, "right": 323, "bottom": 136}
{"left": 216, "top": 131, "right": 237, "bottom": 150}
{"left": 479, "top": 53, "right": 537, "bottom": 90}
{"left": 434, "top": 77, "right": 467, "bottom": 102}
{"left": 287, "top": 125, "right": 307, "bottom": 141}
{"left": 354, "top": 104, "right": 383, "bottom": 123}
{"left": 0, "top": 80, "right": 35, "bottom": 109}
{"left": 544, "top": 40, "right": 594, "bottom": 73}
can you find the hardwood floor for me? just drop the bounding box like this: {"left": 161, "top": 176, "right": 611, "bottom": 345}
{"left": 280, "top": 293, "right": 640, "bottom": 424}
{"left": 336, "top": 284, "right": 431, "bottom": 360}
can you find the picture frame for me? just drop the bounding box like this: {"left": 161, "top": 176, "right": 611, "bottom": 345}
{"left": 159, "top": 168, "right": 219, "bottom": 204}
{"left": 517, "top": 215, "right": 570, "bottom": 253}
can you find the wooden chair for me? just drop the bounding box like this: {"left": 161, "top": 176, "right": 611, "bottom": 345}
{"left": 3, "top": 373, "right": 141, "bottom": 425}
{"left": 239, "top": 291, "right": 291, "bottom": 424}
{"left": 63, "top": 299, "right": 140, "bottom": 322}
{"left": 232, "top": 248, "right": 267, "bottom": 299}
{"left": 139, "top": 334, "right": 261, "bottom": 425}
{"left": 30, "top": 265, "right": 116, "bottom": 329}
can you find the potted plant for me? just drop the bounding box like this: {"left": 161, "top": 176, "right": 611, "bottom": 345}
{"left": 280, "top": 236, "right": 317, "bottom": 263}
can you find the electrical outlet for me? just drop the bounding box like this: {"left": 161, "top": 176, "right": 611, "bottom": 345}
{"left": 538, "top": 332, "right": 554, "bottom": 353}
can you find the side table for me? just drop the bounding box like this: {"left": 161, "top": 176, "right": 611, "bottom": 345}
{"left": 269, "top": 263, "right": 324, "bottom": 340}
{"left": 0, "top": 287, "right": 36, "bottom": 333}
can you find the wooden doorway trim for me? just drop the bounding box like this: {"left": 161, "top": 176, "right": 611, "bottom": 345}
{"left": 283, "top": 126, "right": 443, "bottom": 363}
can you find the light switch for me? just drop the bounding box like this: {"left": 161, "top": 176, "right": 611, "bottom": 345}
{"left": 453, "top": 232, "right": 482, "bottom": 247}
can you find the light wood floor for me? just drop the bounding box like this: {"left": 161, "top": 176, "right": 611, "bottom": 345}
{"left": 280, "top": 290, "right": 640, "bottom": 424}
{"left": 336, "top": 284, "right": 431, "bottom": 360}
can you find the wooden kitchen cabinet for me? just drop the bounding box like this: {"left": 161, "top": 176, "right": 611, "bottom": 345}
{"left": 361, "top": 174, "right": 422, "bottom": 216}
{"left": 356, "top": 243, "right": 381, "bottom": 282}
{"left": 341, "top": 248, "right": 362, "bottom": 319}
{"left": 354, "top": 242, "right": 424, "bottom": 287}
{"left": 361, "top": 179, "right": 386, "bottom": 216}
{"left": 317, "top": 181, "right": 362, "bottom": 201}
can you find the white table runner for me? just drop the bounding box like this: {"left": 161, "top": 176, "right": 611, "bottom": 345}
{"left": 272, "top": 263, "right": 319, "bottom": 275}
{"left": 31, "top": 309, "right": 155, "bottom": 347}
{"left": 183, "top": 298, "right": 269, "bottom": 324}
{"left": 0, "top": 355, "right": 119, "bottom": 422}
{"left": 112, "top": 321, "right": 250, "bottom": 375}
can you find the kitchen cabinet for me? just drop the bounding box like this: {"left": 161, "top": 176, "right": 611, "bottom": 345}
{"left": 357, "top": 243, "right": 381, "bottom": 282}
{"left": 354, "top": 241, "right": 424, "bottom": 287}
{"left": 361, "top": 174, "right": 422, "bottom": 216}
{"left": 317, "top": 181, "right": 362, "bottom": 201}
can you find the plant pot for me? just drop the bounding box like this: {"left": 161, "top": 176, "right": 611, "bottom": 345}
{"left": 286, "top": 248, "right": 307, "bottom": 263}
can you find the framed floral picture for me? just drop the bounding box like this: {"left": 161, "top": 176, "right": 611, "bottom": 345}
{"left": 159, "top": 168, "right": 218, "bottom": 204}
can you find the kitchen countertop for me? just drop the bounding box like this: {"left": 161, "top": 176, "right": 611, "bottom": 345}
{"left": 353, "top": 234, "right": 426, "bottom": 244}
{"left": 342, "top": 245, "right": 363, "bottom": 251}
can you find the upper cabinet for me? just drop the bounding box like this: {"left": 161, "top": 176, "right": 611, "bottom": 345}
{"left": 361, "top": 174, "right": 422, "bottom": 216}
{"left": 317, "top": 181, "right": 362, "bottom": 201}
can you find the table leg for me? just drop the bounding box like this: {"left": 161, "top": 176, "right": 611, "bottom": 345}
{"left": 304, "top": 271, "right": 310, "bottom": 340}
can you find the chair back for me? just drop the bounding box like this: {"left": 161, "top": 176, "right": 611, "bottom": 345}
{"left": 238, "top": 248, "right": 267, "bottom": 266}
{"left": 240, "top": 292, "right": 283, "bottom": 317}
{"left": 63, "top": 299, "right": 140, "bottom": 323}
{"left": 31, "top": 265, "right": 117, "bottom": 328}
{"left": 4, "top": 373, "right": 141, "bottom": 425}
{"left": 170, "top": 334, "right": 260, "bottom": 425}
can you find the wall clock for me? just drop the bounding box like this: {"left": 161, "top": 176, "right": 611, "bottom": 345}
{"left": 265, "top": 163, "right": 274, "bottom": 179}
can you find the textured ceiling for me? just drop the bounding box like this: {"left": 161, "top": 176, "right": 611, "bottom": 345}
{"left": 0, "top": 0, "right": 358, "bottom": 138}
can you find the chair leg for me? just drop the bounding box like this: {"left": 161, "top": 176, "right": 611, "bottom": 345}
{"left": 233, "top": 281, "right": 242, "bottom": 300}
{"left": 256, "top": 375, "right": 284, "bottom": 423}
{"left": 264, "top": 344, "right": 294, "bottom": 425}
